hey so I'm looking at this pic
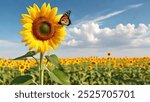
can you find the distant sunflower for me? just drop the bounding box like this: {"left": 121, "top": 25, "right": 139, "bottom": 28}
{"left": 19, "top": 64, "right": 26, "bottom": 72}
{"left": 20, "top": 3, "right": 66, "bottom": 53}
{"left": 107, "top": 52, "right": 111, "bottom": 56}
{"left": 87, "top": 66, "right": 93, "bottom": 71}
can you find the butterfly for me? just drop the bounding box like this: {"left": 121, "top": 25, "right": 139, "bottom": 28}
{"left": 58, "top": 10, "right": 71, "bottom": 26}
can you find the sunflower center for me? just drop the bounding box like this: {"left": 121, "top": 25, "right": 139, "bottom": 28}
{"left": 39, "top": 23, "right": 51, "bottom": 34}
{"left": 32, "top": 17, "right": 54, "bottom": 40}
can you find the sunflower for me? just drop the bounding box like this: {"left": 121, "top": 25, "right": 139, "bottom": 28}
{"left": 91, "top": 61, "right": 97, "bottom": 66}
{"left": 107, "top": 52, "right": 111, "bottom": 56}
{"left": 87, "top": 66, "right": 93, "bottom": 71}
{"left": 18, "top": 64, "right": 26, "bottom": 72}
{"left": 20, "top": 3, "right": 66, "bottom": 54}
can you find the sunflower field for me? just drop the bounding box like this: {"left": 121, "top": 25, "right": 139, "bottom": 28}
{"left": 0, "top": 55, "right": 150, "bottom": 85}
{"left": 0, "top": 3, "right": 150, "bottom": 85}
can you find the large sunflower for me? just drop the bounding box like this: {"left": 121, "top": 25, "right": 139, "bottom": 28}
{"left": 20, "top": 3, "right": 66, "bottom": 54}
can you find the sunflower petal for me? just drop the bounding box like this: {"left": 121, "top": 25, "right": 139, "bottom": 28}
{"left": 23, "top": 23, "right": 32, "bottom": 30}
{"left": 27, "top": 6, "right": 38, "bottom": 20}
{"left": 41, "top": 41, "right": 46, "bottom": 54}
{"left": 19, "top": 29, "right": 32, "bottom": 36}
{"left": 34, "top": 40, "right": 39, "bottom": 53}
{"left": 51, "top": 37, "right": 61, "bottom": 45}
{"left": 47, "top": 3, "right": 51, "bottom": 13}
{"left": 22, "top": 14, "right": 31, "bottom": 20}
{"left": 33, "top": 3, "right": 40, "bottom": 12}
{"left": 40, "top": 2, "right": 47, "bottom": 17}
{"left": 25, "top": 39, "right": 32, "bottom": 46}
{"left": 20, "top": 18, "right": 33, "bottom": 24}
{"left": 49, "top": 7, "right": 58, "bottom": 20}
{"left": 29, "top": 41, "right": 35, "bottom": 50}
{"left": 49, "top": 39, "right": 57, "bottom": 50}
{"left": 54, "top": 14, "right": 62, "bottom": 23}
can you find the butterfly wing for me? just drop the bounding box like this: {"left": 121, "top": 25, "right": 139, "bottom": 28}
{"left": 58, "top": 10, "right": 71, "bottom": 26}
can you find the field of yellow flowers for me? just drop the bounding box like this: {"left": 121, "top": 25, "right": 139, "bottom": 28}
{"left": 0, "top": 56, "right": 150, "bottom": 85}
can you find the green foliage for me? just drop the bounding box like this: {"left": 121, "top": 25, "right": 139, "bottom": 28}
{"left": 45, "top": 54, "right": 59, "bottom": 66}
{"left": 46, "top": 54, "right": 69, "bottom": 84}
{"left": 14, "top": 51, "right": 36, "bottom": 60}
{"left": 47, "top": 69, "right": 70, "bottom": 85}
{"left": 10, "top": 75, "right": 33, "bottom": 85}
{"left": 0, "top": 59, "right": 150, "bottom": 85}
{"left": 45, "top": 54, "right": 63, "bottom": 70}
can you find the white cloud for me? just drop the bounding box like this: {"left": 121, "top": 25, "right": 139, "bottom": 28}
{"left": 67, "top": 3, "right": 147, "bottom": 49}
{"left": 66, "top": 23, "right": 150, "bottom": 49}
{"left": 63, "top": 39, "right": 78, "bottom": 46}
{"left": 68, "top": 27, "right": 81, "bottom": 35}
{"left": 131, "top": 38, "right": 150, "bottom": 47}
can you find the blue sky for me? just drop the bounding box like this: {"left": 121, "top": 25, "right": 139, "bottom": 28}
{"left": 0, "top": 0, "right": 150, "bottom": 58}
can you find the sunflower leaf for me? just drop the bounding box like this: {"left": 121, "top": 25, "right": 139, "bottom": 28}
{"left": 10, "top": 75, "right": 33, "bottom": 85}
{"left": 14, "top": 51, "right": 36, "bottom": 60}
{"left": 47, "top": 68, "right": 70, "bottom": 85}
{"left": 45, "top": 54, "right": 64, "bottom": 71}
{"left": 45, "top": 54, "right": 59, "bottom": 65}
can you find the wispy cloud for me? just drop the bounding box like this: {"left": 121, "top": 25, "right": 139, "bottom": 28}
{"left": 92, "top": 3, "right": 143, "bottom": 23}
{"left": 0, "top": 40, "right": 28, "bottom": 58}
{"left": 0, "top": 40, "right": 19, "bottom": 47}
{"left": 74, "top": 3, "right": 144, "bottom": 26}
{"left": 92, "top": 9, "right": 126, "bottom": 23}
{"left": 128, "top": 3, "right": 143, "bottom": 8}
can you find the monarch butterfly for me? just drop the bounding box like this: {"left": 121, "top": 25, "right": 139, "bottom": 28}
{"left": 58, "top": 10, "right": 71, "bottom": 26}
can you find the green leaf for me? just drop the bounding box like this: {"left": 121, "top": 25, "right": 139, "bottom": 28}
{"left": 47, "top": 68, "right": 70, "bottom": 85}
{"left": 45, "top": 54, "right": 63, "bottom": 70}
{"left": 45, "top": 54, "right": 59, "bottom": 66}
{"left": 10, "top": 75, "right": 33, "bottom": 85}
{"left": 14, "top": 51, "right": 36, "bottom": 60}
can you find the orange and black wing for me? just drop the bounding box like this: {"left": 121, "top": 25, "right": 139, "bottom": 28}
{"left": 58, "top": 10, "right": 71, "bottom": 26}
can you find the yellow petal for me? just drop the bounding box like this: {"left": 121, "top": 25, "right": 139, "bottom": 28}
{"left": 40, "top": 2, "right": 47, "bottom": 17}
{"left": 34, "top": 40, "right": 39, "bottom": 53}
{"left": 33, "top": 3, "right": 40, "bottom": 12}
{"left": 20, "top": 19, "right": 27, "bottom": 25}
{"left": 55, "top": 35, "right": 65, "bottom": 40}
{"left": 22, "top": 38, "right": 28, "bottom": 42}
{"left": 22, "top": 14, "right": 32, "bottom": 20}
{"left": 29, "top": 35, "right": 36, "bottom": 50}
{"left": 22, "top": 32, "right": 34, "bottom": 42}
{"left": 54, "top": 14, "right": 62, "bottom": 23}
{"left": 49, "top": 39, "right": 57, "bottom": 50}
{"left": 25, "top": 39, "right": 32, "bottom": 46}
{"left": 44, "top": 3, "right": 51, "bottom": 18}
{"left": 51, "top": 37, "right": 61, "bottom": 45}
{"left": 49, "top": 7, "right": 58, "bottom": 20}
{"left": 28, "top": 39, "right": 37, "bottom": 51}
{"left": 47, "top": 3, "right": 51, "bottom": 12}
{"left": 41, "top": 41, "right": 46, "bottom": 54}
{"left": 23, "top": 23, "right": 32, "bottom": 30}
{"left": 20, "top": 18, "right": 33, "bottom": 24}
{"left": 45, "top": 41, "right": 50, "bottom": 53}
{"left": 19, "top": 29, "right": 32, "bottom": 36}
{"left": 55, "top": 30, "right": 67, "bottom": 36}
{"left": 29, "top": 42, "right": 35, "bottom": 50}
{"left": 27, "top": 7, "right": 38, "bottom": 20}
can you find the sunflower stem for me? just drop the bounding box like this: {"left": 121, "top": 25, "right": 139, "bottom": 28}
{"left": 39, "top": 53, "right": 44, "bottom": 85}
